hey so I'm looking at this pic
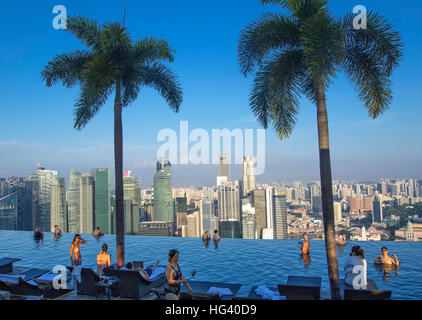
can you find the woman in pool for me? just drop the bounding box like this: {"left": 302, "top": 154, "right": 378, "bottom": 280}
{"left": 164, "top": 249, "right": 193, "bottom": 300}
{"left": 70, "top": 234, "right": 87, "bottom": 266}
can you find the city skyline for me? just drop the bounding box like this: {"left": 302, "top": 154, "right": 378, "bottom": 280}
{"left": 1, "top": 0, "right": 422, "bottom": 186}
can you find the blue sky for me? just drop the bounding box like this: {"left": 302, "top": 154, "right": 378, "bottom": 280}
{"left": 0, "top": 0, "right": 421, "bottom": 187}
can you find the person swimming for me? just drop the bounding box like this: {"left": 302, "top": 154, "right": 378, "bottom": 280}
{"left": 70, "top": 234, "right": 87, "bottom": 266}
{"left": 298, "top": 233, "right": 310, "bottom": 254}
{"left": 373, "top": 247, "right": 399, "bottom": 266}
{"left": 93, "top": 227, "right": 104, "bottom": 239}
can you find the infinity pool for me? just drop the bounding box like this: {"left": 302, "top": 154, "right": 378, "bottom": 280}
{"left": 0, "top": 230, "right": 421, "bottom": 299}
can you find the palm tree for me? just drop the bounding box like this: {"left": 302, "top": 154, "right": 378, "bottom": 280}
{"left": 42, "top": 16, "right": 183, "bottom": 267}
{"left": 238, "top": 0, "right": 402, "bottom": 299}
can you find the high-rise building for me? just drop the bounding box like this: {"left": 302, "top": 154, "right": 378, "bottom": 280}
{"left": 200, "top": 197, "right": 213, "bottom": 236}
{"left": 123, "top": 173, "right": 141, "bottom": 235}
{"left": 37, "top": 167, "right": 59, "bottom": 231}
{"left": 68, "top": 169, "right": 81, "bottom": 233}
{"left": 361, "top": 196, "right": 373, "bottom": 212}
{"left": 252, "top": 190, "right": 266, "bottom": 239}
{"left": 187, "top": 211, "right": 201, "bottom": 238}
{"left": 312, "top": 196, "right": 322, "bottom": 214}
{"left": 273, "top": 193, "right": 288, "bottom": 239}
{"left": 263, "top": 188, "right": 274, "bottom": 239}
{"left": 242, "top": 156, "right": 256, "bottom": 197}
{"left": 377, "top": 182, "right": 387, "bottom": 195}
{"left": 241, "top": 198, "right": 256, "bottom": 239}
{"left": 219, "top": 220, "right": 241, "bottom": 238}
{"left": 217, "top": 154, "right": 230, "bottom": 186}
{"left": 349, "top": 197, "right": 361, "bottom": 214}
{"left": 51, "top": 177, "right": 67, "bottom": 232}
{"left": 153, "top": 159, "right": 173, "bottom": 226}
{"left": 217, "top": 182, "right": 240, "bottom": 221}
{"left": 334, "top": 201, "right": 342, "bottom": 224}
{"left": 0, "top": 193, "right": 18, "bottom": 230}
{"left": 80, "top": 174, "right": 94, "bottom": 234}
{"left": 91, "top": 168, "right": 111, "bottom": 234}
{"left": 373, "top": 197, "right": 383, "bottom": 223}
{"left": 27, "top": 174, "right": 40, "bottom": 230}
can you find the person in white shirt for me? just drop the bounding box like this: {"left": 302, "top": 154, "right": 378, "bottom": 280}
{"left": 344, "top": 245, "right": 367, "bottom": 289}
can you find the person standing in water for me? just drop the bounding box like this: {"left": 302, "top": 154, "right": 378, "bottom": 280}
{"left": 213, "top": 230, "right": 221, "bottom": 248}
{"left": 202, "top": 230, "right": 211, "bottom": 248}
{"left": 70, "top": 234, "right": 87, "bottom": 266}
{"left": 298, "top": 233, "right": 310, "bottom": 254}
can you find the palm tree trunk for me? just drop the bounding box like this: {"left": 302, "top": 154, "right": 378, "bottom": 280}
{"left": 315, "top": 82, "right": 341, "bottom": 300}
{"left": 114, "top": 80, "right": 125, "bottom": 268}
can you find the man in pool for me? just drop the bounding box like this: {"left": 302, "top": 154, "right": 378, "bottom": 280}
{"left": 298, "top": 233, "right": 310, "bottom": 254}
{"left": 374, "top": 247, "right": 399, "bottom": 266}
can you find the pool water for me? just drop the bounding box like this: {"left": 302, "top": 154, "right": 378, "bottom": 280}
{"left": 0, "top": 230, "right": 421, "bottom": 299}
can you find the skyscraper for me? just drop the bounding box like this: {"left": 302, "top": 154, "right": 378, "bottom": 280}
{"left": 37, "top": 167, "right": 58, "bottom": 231}
{"left": 373, "top": 196, "right": 383, "bottom": 223}
{"left": 241, "top": 198, "right": 256, "bottom": 239}
{"left": 263, "top": 188, "right": 274, "bottom": 239}
{"left": 51, "top": 177, "right": 67, "bottom": 232}
{"left": 0, "top": 193, "right": 18, "bottom": 230}
{"left": 334, "top": 201, "right": 342, "bottom": 224}
{"left": 252, "top": 189, "right": 266, "bottom": 239}
{"left": 217, "top": 154, "right": 230, "bottom": 186}
{"left": 91, "top": 168, "right": 111, "bottom": 234}
{"left": 153, "top": 159, "right": 173, "bottom": 224}
{"left": 79, "top": 174, "right": 94, "bottom": 234}
{"left": 200, "top": 197, "right": 213, "bottom": 235}
{"left": 67, "top": 169, "right": 81, "bottom": 233}
{"left": 273, "top": 193, "right": 288, "bottom": 239}
{"left": 123, "top": 172, "right": 141, "bottom": 234}
{"left": 242, "top": 156, "right": 256, "bottom": 197}
{"left": 217, "top": 181, "right": 241, "bottom": 238}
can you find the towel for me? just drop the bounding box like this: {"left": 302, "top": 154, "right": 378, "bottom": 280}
{"left": 71, "top": 265, "right": 82, "bottom": 285}
{"left": 255, "top": 285, "right": 285, "bottom": 300}
{"left": 207, "top": 286, "right": 233, "bottom": 296}
{"left": 149, "top": 267, "right": 165, "bottom": 280}
{"left": 0, "top": 274, "right": 25, "bottom": 284}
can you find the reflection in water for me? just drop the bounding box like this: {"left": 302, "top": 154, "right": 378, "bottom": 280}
{"left": 375, "top": 264, "right": 399, "bottom": 282}
{"left": 338, "top": 245, "right": 344, "bottom": 254}
{"left": 300, "top": 253, "right": 311, "bottom": 269}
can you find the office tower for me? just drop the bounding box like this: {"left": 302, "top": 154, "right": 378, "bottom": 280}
{"left": 153, "top": 159, "right": 173, "bottom": 224}
{"left": 91, "top": 168, "right": 111, "bottom": 234}
{"left": 252, "top": 189, "right": 266, "bottom": 239}
{"left": 27, "top": 174, "right": 40, "bottom": 230}
{"left": 138, "top": 221, "right": 173, "bottom": 236}
{"left": 241, "top": 198, "right": 256, "bottom": 239}
{"left": 373, "top": 196, "right": 383, "bottom": 223}
{"left": 408, "top": 179, "right": 414, "bottom": 198}
{"left": 219, "top": 220, "right": 241, "bottom": 238}
{"left": 312, "top": 196, "right": 322, "bottom": 214}
{"left": 334, "top": 201, "right": 342, "bottom": 224}
{"left": 377, "top": 182, "right": 387, "bottom": 195}
{"left": 175, "top": 195, "right": 188, "bottom": 230}
{"left": 51, "top": 177, "right": 67, "bottom": 232}
{"left": 263, "top": 188, "right": 274, "bottom": 239}
{"left": 79, "top": 174, "right": 94, "bottom": 234}
{"left": 12, "top": 179, "right": 33, "bottom": 231}
{"left": 187, "top": 211, "right": 201, "bottom": 238}
{"left": 67, "top": 169, "right": 81, "bottom": 233}
{"left": 217, "top": 182, "right": 240, "bottom": 221}
{"left": 217, "top": 154, "right": 230, "bottom": 186}
{"left": 123, "top": 173, "right": 142, "bottom": 234}
{"left": 273, "top": 193, "right": 288, "bottom": 239}
{"left": 200, "top": 197, "right": 213, "bottom": 235}
{"left": 242, "top": 156, "right": 256, "bottom": 197}
{"left": 361, "top": 197, "right": 373, "bottom": 212}
{"left": 37, "top": 167, "right": 59, "bottom": 231}
{"left": 392, "top": 183, "right": 400, "bottom": 196}
{"left": 0, "top": 178, "right": 7, "bottom": 198}
{"left": 0, "top": 193, "right": 18, "bottom": 230}
{"left": 349, "top": 197, "right": 361, "bottom": 213}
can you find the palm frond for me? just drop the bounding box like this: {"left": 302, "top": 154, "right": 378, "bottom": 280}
{"left": 100, "top": 22, "right": 132, "bottom": 60}
{"left": 66, "top": 16, "right": 102, "bottom": 50}
{"left": 133, "top": 37, "right": 175, "bottom": 64}
{"left": 238, "top": 13, "right": 300, "bottom": 76}
{"left": 137, "top": 63, "right": 183, "bottom": 112}
{"left": 261, "top": 0, "right": 328, "bottom": 20}
{"left": 41, "top": 50, "right": 92, "bottom": 88}
{"left": 343, "top": 11, "right": 403, "bottom": 118}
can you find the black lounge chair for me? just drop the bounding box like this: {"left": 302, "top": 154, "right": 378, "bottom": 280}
{"left": 33, "top": 273, "right": 74, "bottom": 299}
{"left": 151, "top": 288, "right": 166, "bottom": 300}
{"left": 103, "top": 265, "right": 166, "bottom": 300}
{"left": 180, "top": 291, "right": 221, "bottom": 300}
{"left": 67, "top": 266, "right": 106, "bottom": 297}
{"left": 277, "top": 284, "right": 321, "bottom": 300}
{"left": 343, "top": 288, "right": 392, "bottom": 300}
{"left": 246, "top": 286, "right": 280, "bottom": 300}
{"left": 182, "top": 280, "right": 242, "bottom": 300}
{"left": 0, "top": 257, "right": 21, "bottom": 274}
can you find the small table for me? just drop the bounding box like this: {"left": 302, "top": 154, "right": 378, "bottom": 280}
{"left": 287, "top": 276, "right": 322, "bottom": 288}
{"left": 94, "top": 278, "right": 119, "bottom": 300}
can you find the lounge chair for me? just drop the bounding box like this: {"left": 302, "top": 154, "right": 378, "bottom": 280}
{"left": 33, "top": 273, "right": 74, "bottom": 299}
{"left": 0, "top": 267, "right": 50, "bottom": 296}
{"left": 247, "top": 286, "right": 280, "bottom": 300}
{"left": 151, "top": 288, "right": 166, "bottom": 300}
{"left": 277, "top": 284, "right": 320, "bottom": 300}
{"left": 343, "top": 288, "right": 392, "bottom": 300}
{"left": 182, "top": 280, "right": 242, "bottom": 300}
{"left": 180, "top": 291, "right": 220, "bottom": 300}
{"left": 0, "top": 257, "right": 21, "bottom": 274}
{"left": 103, "top": 265, "right": 166, "bottom": 300}
{"left": 67, "top": 266, "right": 106, "bottom": 297}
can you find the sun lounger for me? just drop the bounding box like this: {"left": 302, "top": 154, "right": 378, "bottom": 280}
{"left": 33, "top": 272, "right": 74, "bottom": 299}
{"left": 0, "top": 257, "right": 21, "bottom": 274}
{"left": 103, "top": 265, "right": 166, "bottom": 299}
{"left": 181, "top": 280, "right": 242, "bottom": 300}
{"left": 340, "top": 279, "right": 390, "bottom": 300}
{"left": 151, "top": 288, "right": 166, "bottom": 300}
{"left": 277, "top": 284, "right": 320, "bottom": 300}
{"left": 247, "top": 286, "right": 280, "bottom": 300}
{"left": 67, "top": 266, "right": 106, "bottom": 297}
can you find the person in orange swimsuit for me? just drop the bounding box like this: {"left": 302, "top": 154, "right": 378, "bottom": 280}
{"left": 70, "top": 234, "right": 87, "bottom": 266}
